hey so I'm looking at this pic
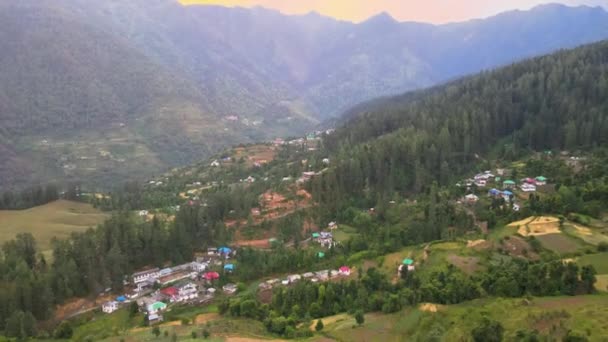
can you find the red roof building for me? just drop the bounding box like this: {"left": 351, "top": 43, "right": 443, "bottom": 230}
{"left": 160, "top": 287, "right": 178, "bottom": 297}
{"left": 203, "top": 272, "right": 220, "bottom": 281}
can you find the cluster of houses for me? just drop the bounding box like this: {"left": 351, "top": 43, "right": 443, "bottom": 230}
{"left": 101, "top": 247, "right": 237, "bottom": 322}
{"left": 258, "top": 266, "right": 352, "bottom": 290}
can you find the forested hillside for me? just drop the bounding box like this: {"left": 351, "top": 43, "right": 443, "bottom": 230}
{"left": 313, "top": 40, "right": 608, "bottom": 213}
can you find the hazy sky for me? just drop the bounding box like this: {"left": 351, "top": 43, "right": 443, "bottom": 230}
{"left": 179, "top": 0, "right": 608, "bottom": 23}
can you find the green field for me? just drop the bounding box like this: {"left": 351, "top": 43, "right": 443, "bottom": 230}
{"left": 318, "top": 295, "right": 608, "bottom": 342}
{"left": 0, "top": 200, "right": 109, "bottom": 251}
{"left": 577, "top": 253, "right": 608, "bottom": 274}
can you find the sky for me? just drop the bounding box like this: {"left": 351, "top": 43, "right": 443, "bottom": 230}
{"left": 179, "top": 0, "right": 608, "bottom": 23}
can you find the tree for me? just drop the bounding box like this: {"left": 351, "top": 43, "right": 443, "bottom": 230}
{"left": 315, "top": 319, "right": 324, "bottom": 332}
{"left": 191, "top": 331, "right": 198, "bottom": 339}
{"left": 580, "top": 265, "right": 597, "bottom": 293}
{"left": 471, "top": 317, "right": 504, "bottom": 342}
{"left": 202, "top": 329, "right": 210, "bottom": 339}
{"left": 54, "top": 321, "right": 73, "bottom": 339}
{"left": 129, "top": 301, "right": 139, "bottom": 317}
{"left": 152, "top": 326, "right": 161, "bottom": 338}
{"left": 354, "top": 310, "right": 365, "bottom": 326}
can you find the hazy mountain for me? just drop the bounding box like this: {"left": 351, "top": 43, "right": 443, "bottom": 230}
{"left": 1, "top": 0, "right": 608, "bottom": 189}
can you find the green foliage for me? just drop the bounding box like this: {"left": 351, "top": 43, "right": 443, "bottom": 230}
{"left": 471, "top": 317, "right": 504, "bottom": 342}
{"left": 355, "top": 310, "right": 365, "bottom": 326}
{"left": 315, "top": 319, "right": 324, "bottom": 332}
{"left": 53, "top": 321, "right": 73, "bottom": 339}
{"left": 152, "top": 326, "right": 160, "bottom": 338}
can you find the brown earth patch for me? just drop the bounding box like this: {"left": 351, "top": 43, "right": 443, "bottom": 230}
{"left": 447, "top": 254, "right": 480, "bottom": 275}
{"left": 195, "top": 313, "right": 220, "bottom": 324}
{"left": 501, "top": 236, "right": 539, "bottom": 260}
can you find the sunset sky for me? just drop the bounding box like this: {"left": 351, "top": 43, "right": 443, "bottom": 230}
{"left": 179, "top": 0, "right": 608, "bottom": 23}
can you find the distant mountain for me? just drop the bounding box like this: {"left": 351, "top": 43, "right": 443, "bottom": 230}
{"left": 1, "top": 1, "right": 608, "bottom": 189}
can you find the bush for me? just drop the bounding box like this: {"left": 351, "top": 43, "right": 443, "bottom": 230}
{"left": 598, "top": 242, "right": 608, "bottom": 252}
{"left": 54, "top": 321, "right": 73, "bottom": 339}
{"left": 315, "top": 320, "right": 324, "bottom": 332}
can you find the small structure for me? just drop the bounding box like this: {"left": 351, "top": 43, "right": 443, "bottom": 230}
{"left": 132, "top": 268, "right": 160, "bottom": 284}
{"left": 223, "top": 283, "right": 238, "bottom": 294}
{"left": 102, "top": 301, "right": 119, "bottom": 314}
{"left": 218, "top": 247, "right": 232, "bottom": 256}
{"left": 287, "top": 274, "right": 302, "bottom": 283}
{"left": 191, "top": 261, "right": 208, "bottom": 273}
{"left": 224, "top": 264, "right": 235, "bottom": 273}
{"left": 328, "top": 222, "right": 338, "bottom": 230}
{"left": 474, "top": 179, "right": 487, "bottom": 187}
{"left": 502, "top": 190, "right": 514, "bottom": 202}
{"left": 315, "top": 270, "right": 329, "bottom": 281}
{"left": 488, "top": 188, "right": 501, "bottom": 197}
{"left": 302, "top": 272, "right": 315, "bottom": 279}
{"left": 160, "top": 287, "right": 179, "bottom": 302}
{"left": 503, "top": 180, "right": 516, "bottom": 189}
{"left": 403, "top": 258, "right": 414, "bottom": 266}
{"left": 147, "top": 301, "right": 167, "bottom": 315}
{"left": 148, "top": 313, "right": 164, "bottom": 325}
{"left": 312, "top": 233, "right": 320, "bottom": 239}
{"left": 317, "top": 252, "right": 325, "bottom": 259}
{"left": 138, "top": 210, "right": 149, "bottom": 217}
{"left": 339, "top": 266, "right": 351, "bottom": 276}
{"left": 465, "top": 194, "right": 479, "bottom": 203}
{"left": 535, "top": 176, "right": 548, "bottom": 186}
{"left": 203, "top": 272, "right": 220, "bottom": 282}
{"left": 513, "top": 204, "right": 521, "bottom": 212}
{"left": 116, "top": 296, "right": 127, "bottom": 303}
{"left": 520, "top": 183, "right": 537, "bottom": 192}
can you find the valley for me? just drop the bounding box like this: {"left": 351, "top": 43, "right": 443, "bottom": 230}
{"left": 1, "top": 2, "right": 608, "bottom": 341}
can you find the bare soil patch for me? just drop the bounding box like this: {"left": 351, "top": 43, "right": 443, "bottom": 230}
{"left": 419, "top": 303, "right": 443, "bottom": 312}
{"left": 501, "top": 236, "right": 539, "bottom": 260}
{"left": 195, "top": 313, "right": 220, "bottom": 324}
{"left": 447, "top": 254, "right": 480, "bottom": 275}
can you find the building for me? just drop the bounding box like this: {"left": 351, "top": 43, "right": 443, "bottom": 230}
{"left": 102, "top": 301, "right": 119, "bottom": 314}
{"left": 191, "top": 261, "right": 208, "bottom": 273}
{"left": 287, "top": 274, "right": 302, "bottom": 283}
{"left": 339, "top": 266, "right": 351, "bottom": 276}
{"left": 177, "top": 283, "right": 198, "bottom": 302}
{"left": 158, "top": 270, "right": 191, "bottom": 286}
{"left": 223, "top": 283, "right": 238, "bottom": 294}
{"left": 203, "top": 272, "right": 220, "bottom": 282}
{"left": 503, "top": 180, "right": 516, "bottom": 189}
{"left": 147, "top": 301, "right": 167, "bottom": 315}
{"left": 160, "top": 287, "right": 179, "bottom": 302}
{"left": 465, "top": 194, "right": 479, "bottom": 203}
{"left": 328, "top": 222, "right": 338, "bottom": 230}
{"left": 148, "top": 313, "right": 164, "bottom": 325}
{"left": 224, "top": 264, "right": 235, "bottom": 273}
{"left": 502, "top": 190, "right": 514, "bottom": 202}
{"left": 474, "top": 179, "right": 487, "bottom": 187}
{"left": 535, "top": 176, "right": 548, "bottom": 186}
{"left": 520, "top": 183, "right": 537, "bottom": 192}
{"left": 132, "top": 268, "right": 160, "bottom": 284}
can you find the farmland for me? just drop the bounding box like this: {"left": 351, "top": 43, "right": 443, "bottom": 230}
{"left": 317, "top": 295, "right": 608, "bottom": 342}
{"left": 0, "top": 200, "right": 108, "bottom": 251}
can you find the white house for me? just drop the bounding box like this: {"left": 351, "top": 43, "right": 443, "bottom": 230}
{"left": 102, "top": 301, "right": 119, "bottom": 314}
{"left": 465, "top": 194, "right": 479, "bottom": 203}
{"left": 223, "top": 283, "right": 238, "bottom": 294}
{"left": 132, "top": 268, "right": 160, "bottom": 284}
{"left": 138, "top": 210, "right": 149, "bottom": 217}
{"left": 191, "top": 261, "right": 208, "bottom": 273}
{"left": 177, "top": 283, "right": 198, "bottom": 302}
{"left": 287, "top": 274, "right": 302, "bottom": 283}
{"left": 211, "top": 160, "right": 220, "bottom": 167}
{"left": 520, "top": 183, "right": 537, "bottom": 192}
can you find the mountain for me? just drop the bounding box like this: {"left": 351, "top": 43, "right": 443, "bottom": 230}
{"left": 1, "top": 1, "right": 608, "bottom": 189}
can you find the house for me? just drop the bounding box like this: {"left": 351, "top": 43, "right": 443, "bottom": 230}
{"left": 474, "top": 179, "right": 487, "bottom": 187}
{"left": 136, "top": 279, "right": 156, "bottom": 292}
{"left": 102, "top": 301, "right": 119, "bottom": 314}
{"left": 207, "top": 247, "right": 218, "bottom": 255}
{"left": 251, "top": 208, "right": 261, "bottom": 216}
{"left": 535, "top": 176, "right": 548, "bottom": 186}
{"left": 503, "top": 180, "right": 516, "bottom": 189}
{"left": 322, "top": 158, "right": 330, "bottom": 165}
{"left": 158, "top": 271, "right": 191, "bottom": 286}
{"left": 520, "top": 183, "right": 537, "bottom": 192}
{"left": 224, "top": 264, "right": 235, "bottom": 273}
{"left": 203, "top": 272, "right": 220, "bottom": 282}
{"left": 191, "top": 261, "right": 208, "bottom": 273}
{"left": 287, "top": 274, "right": 302, "bottom": 283}
{"left": 160, "top": 287, "right": 179, "bottom": 302}
{"left": 523, "top": 178, "right": 536, "bottom": 184}
{"left": 177, "top": 283, "right": 198, "bottom": 302}
{"left": 315, "top": 270, "right": 329, "bottom": 281}
{"left": 339, "top": 266, "right": 351, "bottom": 276}
{"left": 488, "top": 188, "right": 502, "bottom": 197}
{"left": 147, "top": 301, "right": 167, "bottom": 315}
{"left": 317, "top": 252, "right": 326, "bottom": 259}
{"left": 148, "top": 313, "right": 164, "bottom": 325}
{"left": 502, "top": 190, "right": 514, "bottom": 202}
{"left": 138, "top": 210, "right": 149, "bottom": 217}
{"left": 328, "top": 222, "right": 338, "bottom": 230}
{"left": 223, "top": 283, "right": 238, "bottom": 294}
{"left": 513, "top": 204, "right": 521, "bottom": 212}
{"left": 302, "top": 272, "right": 315, "bottom": 279}
{"left": 206, "top": 288, "right": 217, "bottom": 295}
{"left": 245, "top": 176, "right": 255, "bottom": 183}
{"left": 465, "top": 194, "right": 479, "bottom": 203}
{"left": 218, "top": 247, "right": 232, "bottom": 256}
{"left": 132, "top": 268, "right": 160, "bottom": 284}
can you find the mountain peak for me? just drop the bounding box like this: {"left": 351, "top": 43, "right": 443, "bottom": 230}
{"left": 364, "top": 11, "right": 398, "bottom": 25}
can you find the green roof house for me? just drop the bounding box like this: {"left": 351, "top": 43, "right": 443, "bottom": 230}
{"left": 535, "top": 176, "right": 547, "bottom": 185}
{"left": 312, "top": 233, "right": 320, "bottom": 239}
{"left": 402, "top": 258, "right": 414, "bottom": 265}
{"left": 318, "top": 252, "right": 325, "bottom": 258}
{"left": 503, "top": 180, "right": 516, "bottom": 189}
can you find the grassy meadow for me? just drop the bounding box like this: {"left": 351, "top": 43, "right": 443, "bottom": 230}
{"left": 0, "top": 200, "right": 108, "bottom": 251}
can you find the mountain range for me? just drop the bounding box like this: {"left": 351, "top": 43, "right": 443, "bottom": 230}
{"left": 1, "top": 0, "right": 608, "bottom": 189}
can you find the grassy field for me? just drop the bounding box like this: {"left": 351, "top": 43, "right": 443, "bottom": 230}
{"left": 0, "top": 200, "right": 109, "bottom": 251}
{"left": 318, "top": 295, "right": 608, "bottom": 341}
{"left": 576, "top": 253, "right": 608, "bottom": 274}
{"left": 535, "top": 233, "right": 584, "bottom": 254}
